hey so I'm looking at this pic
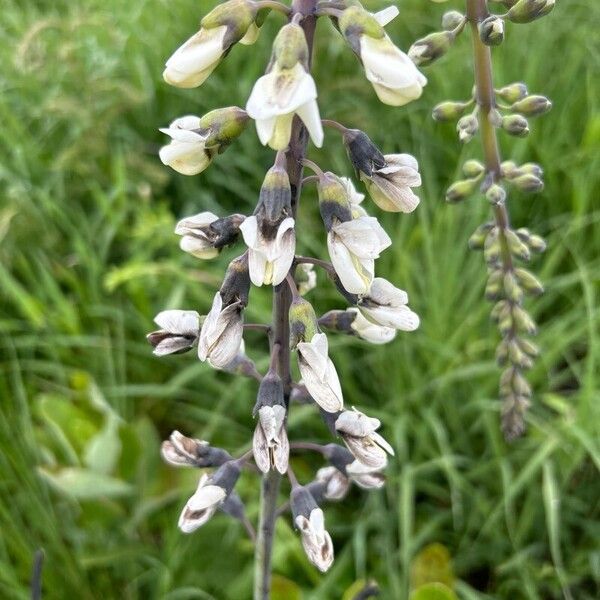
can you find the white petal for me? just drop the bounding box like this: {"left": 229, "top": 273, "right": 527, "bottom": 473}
{"left": 255, "top": 116, "right": 277, "bottom": 147}
{"left": 373, "top": 6, "right": 399, "bottom": 26}
{"left": 239, "top": 215, "right": 259, "bottom": 248}
{"left": 369, "top": 278, "right": 409, "bottom": 307}
{"left": 332, "top": 216, "right": 391, "bottom": 258}
{"left": 175, "top": 212, "right": 219, "bottom": 235}
{"left": 296, "top": 98, "right": 324, "bottom": 148}
{"left": 154, "top": 309, "right": 200, "bottom": 335}
{"left": 327, "top": 232, "right": 372, "bottom": 294}
{"left": 187, "top": 484, "right": 227, "bottom": 511}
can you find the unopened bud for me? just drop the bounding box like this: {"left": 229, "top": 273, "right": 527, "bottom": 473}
{"left": 506, "top": 229, "right": 531, "bottom": 261}
{"left": 508, "top": 340, "right": 533, "bottom": 369}
{"left": 514, "top": 268, "right": 544, "bottom": 295}
{"left": 519, "top": 162, "right": 544, "bottom": 177}
{"left": 485, "top": 269, "right": 503, "bottom": 301}
{"left": 504, "top": 271, "right": 523, "bottom": 303}
{"left": 501, "top": 114, "right": 530, "bottom": 137}
{"left": 501, "top": 160, "right": 520, "bottom": 179}
{"left": 446, "top": 178, "right": 478, "bottom": 203}
{"left": 457, "top": 114, "right": 479, "bottom": 143}
{"left": 289, "top": 296, "right": 319, "bottom": 347}
{"left": 408, "top": 31, "right": 454, "bottom": 67}
{"left": 479, "top": 15, "right": 505, "bottom": 46}
{"left": 511, "top": 95, "right": 552, "bottom": 116}
{"left": 491, "top": 299, "right": 510, "bottom": 322}
{"left": 343, "top": 129, "right": 385, "bottom": 177}
{"left": 507, "top": 0, "right": 555, "bottom": 24}
{"left": 519, "top": 338, "right": 540, "bottom": 357}
{"left": 462, "top": 159, "right": 485, "bottom": 179}
{"left": 513, "top": 305, "right": 537, "bottom": 335}
{"left": 486, "top": 183, "right": 506, "bottom": 205}
{"left": 318, "top": 173, "right": 352, "bottom": 230}
{"left": 497, "top": 83, "right": 528, "bottom": 104}
{"left": 220, "top": 253, "right": 251, "bottom": 306}
{"left": 496, "top": 339, "right": 509, "bottom": 365}
{"left": 528, "top": 234, "right": 547, "bottom": 253}
{"left": 432, "top": 101, "right": 469, "bottom": 122}
{"left": 442, "top": 11, "right": 466, "bottom": 31}
{"left": 513, "top": 173, "right": 544, "bottom": 193}
{"left": 468, "top": 222, "right": 494, "bottom": 250}
{"left": 484, "top": 229, "right": 501, "bottom": 265}
{"left": 201, "top": 106, "right": 250, "bottom": 151}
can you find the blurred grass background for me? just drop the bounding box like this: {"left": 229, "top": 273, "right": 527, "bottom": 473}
{"left": 1, "top": 0, "right": 599, "bottom": 598}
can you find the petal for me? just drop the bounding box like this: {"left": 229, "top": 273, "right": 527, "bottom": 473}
{"left": 175, "top": 212, "right": 219, "bottom": 235}
{"left": 239, "top": 215, "right": 259, "bottom": 248}
{"left": 180, "top": 235, "right": 220, "bottom": 259}
{"left": 255, "top": 116, "right": 277, "bottom": 147}
{"left": 381, "top": 153, "right": 419, "bottom": 174}
{"left": 332, "top": 216, "right": 391, "bottom": 258}
{"left": 252, "top": 423, "right": 271, "bottom": 474}
{"left": 373, "top": 6, "right": 399, "bottom": 26}
{"left": 327, "top": 232, "right": 373, "bottom": 294}
{"left": 187, "top": 484, "right": 227, "bottom": 511}
{"left": 369, "top": 278, "right": 409, "bottom": 307}
{"left": 367, "top": 174, "right": 420, "bottom": 213}
{"left": 296, "top": 98, "right": 324, "bottom": 148}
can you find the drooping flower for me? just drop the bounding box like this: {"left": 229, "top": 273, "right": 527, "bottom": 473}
{"left": 358, "top": 278, "right": 420, "bottom": 331}
{"left": 291, "top": 485, "right": 334, "bottom": 572}
{"left": 339, "top": 6, "right": 427, "bottom": 106}
{"left": 348, "top": 308, "right": 396, "bottom": 344}
{"left": 239, "top": 160, "right": 295, "bottom": 286}
{"left": 178, "top": 461, "right": 241, "bottom": 533}
{"left": 163, "top": 0, "right": 257, "bottom": 88}
{"left": 252, "top": 370, "right": 289, "bottom": 474}
{"left": 246, "top": 22, "right": 323, "bottom": 150}
{"left": 335, "top": 407, "right": 394, "bottom": 469}
{"left": 161, "top": 431, "right": 231, "bottom": 468}
{"left": 147, "top": 310, "right": 201, "bottom": 356}
{"left": 159, "top": 108, "right": 249, "bottom": 175}
{"left": 322, "top": 443, "right": 386, "bottom": 490}
{"left": 315, "top": 466, "right": 351, "bottom": 500}
{"left": 175, "top": 212, "right": 220, "bottom": 259}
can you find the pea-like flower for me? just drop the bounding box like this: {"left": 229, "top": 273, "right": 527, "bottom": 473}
{"left": 159, "top": 108, "right": 249, "bottom": 176}
{"left": 178, "top": 461, "right": 241, "bottom": 533}
{"left": 240, "top": 161, "right": 295, "bottom": 286}
{"left": 147, "top": 310, "right": 201, "bottom": 356}
{"left": 346, "top": 460, "right": 386, "bottom": 489}
{"left": 163, "top": 0, "right": 257, "bottom": 88}
{"left": 358, "top": 278, "right": 420, "bottom": 331}
{"left": 339, "top": 6, "right": 427, "bottom": 106}
{"left": 161, "top": 431, "right": 231, "bottom": 468}
{"left": 246, "top": 22, "right": 323, "bottom": 150}
{"left": 315, "top": 466, "right": 351, "bottom": 500}
{"left": 175, "top": 212, "right": 244, "bottom": 260}
{"left": 297, "top": 332, "right": 344, "bottom": 413}
{"left": 335, "top": 408, "right": 394, "bottom": 469}
{"left": 348, "top": 308, "right": 396, "bottom": 344}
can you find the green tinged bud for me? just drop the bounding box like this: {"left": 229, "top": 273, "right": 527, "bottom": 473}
{"left": 491, "top": 299, "right": 510, "bottom": 322}
{"left": 528, "top": 234, "right": 547, "bottom": 253}
{"left": 457, "top": 114, "right": 479, "bottom": 143}
{"left": 513, "top": 173, "right": 544, "bottom": 193}
{"left": 507, "top": 0, "right": 555, "bottom": 24}
{"left": 289, "top": 297, "right": 319, "bottom": 347}
{"left": 200, "top": 107, "right": 249, "bottom": 151}
{"left": 519, "top": 162, "right": 544, "bottom": 177}
{"left": 496, "top": 340, "right": 509, "bottom": 365}
{"left": 273, "top": 22, "right": 309, "bottom": 69}
{"left": 504, "top": 271, "right": 523, "bottom": 303}
{"left": 463, "top": 159, "right": 485, "bottom": 178}
{"left": 501, "top": 114, "right": 530, "bottom": 137}
{"left": 201, "top": 0, "right": 256, "bottom": 45}
{"left": 339, "top": 6, "right": 385, "bottom": 55}
{"left": 514, "top": 268, "right": 544, "bottom": 295}
{"left": 479, "top": 15, "right": 505, "bottom": 46}
{"left": 485, "top": 269, "right": 504, "bottom": 300}
{"left": 484, "top": 229, "right": 501, "bottom": 265}
{"left": 468, "top": 222, "right": 494, "bottom": 250}
{"left": 509, "top": 340, "right": 533, "bottom": 369}
{"left": 432, "top": 101, "right": 469, "bottom": 122}
{"left": 442, "top": 11, "right": 466, "bottom": 31}
{"left": 498, "top": 314, "right": 513, "bottom": 336}
{"left": 513, "top": 305, "right": 537, "bottom": 335}
{"left": 318, "top": 173, "right": 353, "bottom": 230}
{"left": 501, "top": 160, "right": 520, "bottom": 179}
{"left": 446, "top": 178, "right": 479, "bottom": 203}
{"left": 511, "top": 95, "right": 552, "bottom": 116}
{"left": 486, "top": 183, "right": 506, "bottom": 205}
{"left": 519, "top": 338, "right": 540, "bottom": 357}
{"left": 506, "top": 229, "right": 531, "bottom": 261}
{"left": 408, "top": 31, "right": 455, "bottom": 67}
{"left": 496, "top": 83, "right": 528, "bottom": 104}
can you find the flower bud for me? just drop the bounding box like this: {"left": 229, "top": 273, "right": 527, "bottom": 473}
{"left": 513, "top": 173, "right": 544, "bottom": 193}
{"left": 513, "top": 305, "right": 537, "bottom": 335}
{"left": 496, "top": 340, "right": 509, "bottom": 365}
{"left": 528, "top": 234, "right": 547, "bottom": 253}
{"left": 485, "top": 183, "right": 506, "bottom": 205}
{"left": 514, "top": 268, "right": 544, "bottom": 295}
{"left": 507, "top": 0, "right": 555, "bottom": 24}
{"left": 289, "top": 296, "right": 320, "bottom": 348}
{"left": 511, "top": 95, "right": 552, "bottom": 116}
{"left": 432, "top": 100, "right": 469, "bottom": 122}
{"left": 317, "top": 173, "right": 353, "bottom": 231}
{"left": 409, "top": 31, "right": 455, "bottom": 67}
{"left": 508, "top": 339, "right": 533, "bottom": 369}
{"left": 500, "top": 160, "right": 520, "bottom": 179}
{"left": 504, "top": 271, "right": 523, "bottom": 303}
{"left": 501, "top": 114, "right": 530, "bottom": 137}
{"left": 445, "top": 178, "right": 479, "bottom": 203}
{"left": 496, "top": 83, "right": 528, "bottom": 104}
{"left": 463, "top": 159, "right": 485, "bottom": 178}
{"left": 442, "top": 11, "right": 466, "bottom": 31}
{"left": 519, "top": 162, "right": 544, "bottom": 177}
{"left": 519, "top": 338, "right": 540, "bottom": 357}
{"left": 468, "top": 222, "right": 494, "bottom": 250}
{"left": 484, "top": 228, "right": 501, "bottom": 265}
{"left": 479, "top": 15, "right": 505, "bottom": 46}
{"left": 485, "top": 269, "right": 503, "bottom": 301}
{"left": 343, "top": 129, "right": 386, "bottom": 177}
{"left": 506, "top": 229, "right": 531, "bottom": 261}
{"left": 491, "top": 299, "right": 510, "bottom": 322}
{"left": 456, "top": 114, "right": 479, "bottom": 143}
{"left": 147, "top": 310, "right": 200, "bottom": 356}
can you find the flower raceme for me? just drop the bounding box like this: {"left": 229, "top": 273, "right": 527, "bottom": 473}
{"left": 163, "top": 0, "right": 257, "bottom": 88}
{"left": 159, "top": 107, "right": 249, "bottom": 176}
{"left": 239, "top": 160, "right": 295, "bottom": 286}
{"left": 339, "top": 5, "right": 427, "bottom": 106}
{"left": 246, "top": 22, "right": 323, "bottom": 150}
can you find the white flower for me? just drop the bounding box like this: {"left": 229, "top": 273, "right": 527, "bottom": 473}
{"left": 240, "top": 216, "right": 296, "bottom": 286}
{"left": 361, "top": 153, "right": 421, "bottom": 213}
{"left": 296, "top": 333, "right": 344, "bottom": 413}
{"left": 316, "top": 466, "right": 351, "bottom": 500}
{"left": 253, "top": 405, "right": 289, "bottom": 474}
{"left": 246, "top": 23, "right": 323, "bottom": 150}
{"left": 178, "top": 473, "right": 227, "bottom": 533}
{"left": 296, "top": 263, "right": 317, "bottom": 296}
{"left": 147, "top": 310, "right": 200, "bottom": 356}
{"left": 161, "top": 430, "right": 208, "bottom": 467}
{"left": 198, "top": 292, "right": 244, "bottom": 368}
{"left": 295, "top": 508, "right": 334, "bottom": 572}
{"left": 335, "top": 408, "right": 394, "bottom": 469}
{"left": 339, "top": 6, "right": 427, "bottom": 106}
{"left": 327, "top": 215, "right": 391, "bottom": 294}
{"left": 346, "top": 460, "right": 386, "bottom": 489}
{"left": 159, "top": 116, "right": 211, "bottom": 176}
{"left": 175, "top": 211, "right": 220, "bottom": 259}
{"left": 359, "top": 278, "right": 420, "bottom": 331}
{"left": 340, "top": 177, "right": 367, "bottom": 218}
{"left": 348, "top": 308, "right": 396, "bottom": 344}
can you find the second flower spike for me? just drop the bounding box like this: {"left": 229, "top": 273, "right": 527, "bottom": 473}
{"left": 246, "top": 21, "right": 323, "bottom": 150}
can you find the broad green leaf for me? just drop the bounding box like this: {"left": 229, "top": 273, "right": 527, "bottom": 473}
{"left": 38, "top": 467, "right": 133, "bottom": 500}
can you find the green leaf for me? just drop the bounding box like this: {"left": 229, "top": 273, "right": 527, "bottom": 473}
{"left": 38, "top": 467, "right": 133, "bottom": 500}
{"left": 84, "top": 416, "right": 121, "bottom": 475}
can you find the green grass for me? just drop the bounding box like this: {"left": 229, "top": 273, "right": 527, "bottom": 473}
{"left": 1, "top": 0, "right": 599, "bottom": 598}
